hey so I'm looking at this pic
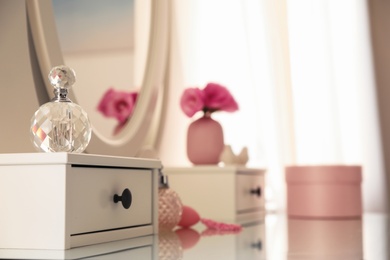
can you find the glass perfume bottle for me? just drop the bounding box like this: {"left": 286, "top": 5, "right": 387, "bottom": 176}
{"left": 159, "top": 170, "right": 183, "bottom": 231}
{"left": 30, "top": 65, "right": 92, "bottom": 153}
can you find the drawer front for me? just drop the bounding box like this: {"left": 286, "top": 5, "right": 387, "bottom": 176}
{"left": 237, "top": 224, "right": 266, "bottom": 259}
{"left": 83, "top": 246, "right": 152, "bottom": 260}
{"left": 236, "top": 174, "right": 264, "bottom": 212}
{"left": 68, "top": 166, "right": 152, "bottom": 235}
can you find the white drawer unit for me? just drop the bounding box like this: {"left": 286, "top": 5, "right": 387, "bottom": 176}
{"left": 0, "top": 153, "right": 161, "bottom": 250}
{"left": 165, "top": 166, "right": 265, "bottom": 223}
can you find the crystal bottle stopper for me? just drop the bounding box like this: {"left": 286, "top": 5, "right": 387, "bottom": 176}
{"left": 30, "top": 65, "right": 92, "bottom": 153}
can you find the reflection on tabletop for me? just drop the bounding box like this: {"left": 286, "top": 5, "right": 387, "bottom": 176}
{"left": 159, "top": 213, "right": 389, "bottom": 260}
{"left": 266, "top": 213, "right": 388, "bottom": 260}
{"left": 159, "top": 220, "right": 264, "bottom": 260}
{"left": 287, "top": 217, "right": 363, "bottom": 259}
{"left": 0, "top": 214, "right": 387, "bottom": 259}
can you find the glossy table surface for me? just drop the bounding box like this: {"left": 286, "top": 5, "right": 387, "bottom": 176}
{"left": 1, "top": 213, "right": 388, "bottom": 259}
{"left": 264, "top": 213, "right": 388, "bottom": 260}
{"left": 173, "top": 213, "right": 388, "bottom": 260}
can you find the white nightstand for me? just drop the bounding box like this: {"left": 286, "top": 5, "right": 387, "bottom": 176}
{"left": 165, "top": 166, "right": 266, "bottom": 223}
{"left": 0, "top": 153, "right": 161, "bottom": 250}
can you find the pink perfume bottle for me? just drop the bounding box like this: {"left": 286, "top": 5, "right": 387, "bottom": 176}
{"left": 159, "top": 172, "right": 183, "bottom": 231}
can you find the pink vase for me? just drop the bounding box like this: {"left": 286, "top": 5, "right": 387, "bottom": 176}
{"left": 187, "top": 113, "right": 224, "bottom": 165}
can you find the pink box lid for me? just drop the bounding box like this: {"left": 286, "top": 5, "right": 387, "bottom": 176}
{"left": 286, "top": 165, "right": 362, "bottom": 184}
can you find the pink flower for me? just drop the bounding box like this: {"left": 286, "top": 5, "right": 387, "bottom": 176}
{"left": 180, "top": 82, "right": 239, "bottom": 117}
{"left": 180, "top": 87, "right": 205, "bottom": 117}
{"left": 97, "top": 88, "right": 138, "bottom": 123}
{"left": 203, "top": 83, "right": 239, "bottom": 112}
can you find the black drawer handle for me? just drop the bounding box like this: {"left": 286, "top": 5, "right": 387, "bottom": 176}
{"left": 251, "top": 240, "right": 262, "bottom": 251}
{"left": 113, "top": 188, "right": 132, "bottom": 209}
{"left": 250, "top": 187, "right": 262, "bottom": 197}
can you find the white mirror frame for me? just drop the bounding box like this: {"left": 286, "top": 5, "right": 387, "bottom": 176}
{"left": 26, "top": 0, "right": 169, "bottom": 157}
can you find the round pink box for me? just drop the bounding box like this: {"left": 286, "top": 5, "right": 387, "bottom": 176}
{"left": 285, "top": 165, "right": 362, "bottom": 219}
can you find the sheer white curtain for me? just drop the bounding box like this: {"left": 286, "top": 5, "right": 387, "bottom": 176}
{"left": 163, "top": 0, "right": 386, "bottom": 212}
{"left": 285, "top": 0, "right": 386, "bottom": 212}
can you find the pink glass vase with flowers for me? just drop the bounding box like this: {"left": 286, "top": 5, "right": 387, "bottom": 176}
{"left": 180, "top": 83, "right": 239, "bottom": 165}
{"left": 97, "top": 87, "right": 138, "bottom": 135}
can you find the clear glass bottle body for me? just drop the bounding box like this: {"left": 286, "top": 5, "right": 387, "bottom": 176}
{"left": 30, "top": 101, "right": 91, "bottom": 153}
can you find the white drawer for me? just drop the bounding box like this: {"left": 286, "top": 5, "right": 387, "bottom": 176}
{"left": 0, "top": 153, "right": 160, "bottom": 250}
{"left": 69, "top": 167, "right": 153, "bottom": 235}
{"left": 166, "top": 166, "right": 266, "bottom": 223}
{"left": 236, "top": 174, "right": 264, "bottom": 212}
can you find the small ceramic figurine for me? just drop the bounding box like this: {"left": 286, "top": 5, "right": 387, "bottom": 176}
{"left": 219, "top": 145, "right": 249, "bottom": 166}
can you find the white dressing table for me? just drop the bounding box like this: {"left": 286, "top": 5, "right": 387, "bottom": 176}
{"left": 0, "top": 213, "right": 387, "bottom": 259}
{"left": 0, "top": 155, "right": 267, "bottom": 259}
{"left": 1, "top": 156, "right": 387, "bottom": 259}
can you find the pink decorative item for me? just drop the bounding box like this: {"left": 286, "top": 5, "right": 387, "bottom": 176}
{"left": 175, "top": 228, "right": 201, "bottom": 250}
{"left": 177, "top": 205, "right": 242, "bottom": 232}
{"left": 286, "top": 165, "right": 362, "bottom": 219}
{"left": 187, "top": 113, "right": 224, "bottom": 165}
{"left": 200, "top": 218, "right": 242, "bottom": 233}
{"left": 97, "top": 88, "right": 138, "bottom": 123}
{"left": 180, "top": 82, "right": 238, "bottom": 165}
{"left": 180, "top": 88, "right": 205, "bottom": 117}
{"left": 201, "top": 228, "right": 242, "bottom": 237}
{"left": 178, "top": 205, "right": 201, "bottom": 228}
{"left": 180, "top": 83, "right": 238, "bottom": 116}
{"left": 97, "top": 87, "right": 138, "bottom": 135}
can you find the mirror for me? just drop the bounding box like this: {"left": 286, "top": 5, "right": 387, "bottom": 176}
{"left": 27, "top": 0, "right": 169, "bottom": 157}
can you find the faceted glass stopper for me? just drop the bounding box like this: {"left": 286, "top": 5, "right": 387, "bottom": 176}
{"left": 30, "top": 65, "right": 92, "bottom": 153}
{"left": 48, "top": 65, "right": 76, "bottom": 89}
